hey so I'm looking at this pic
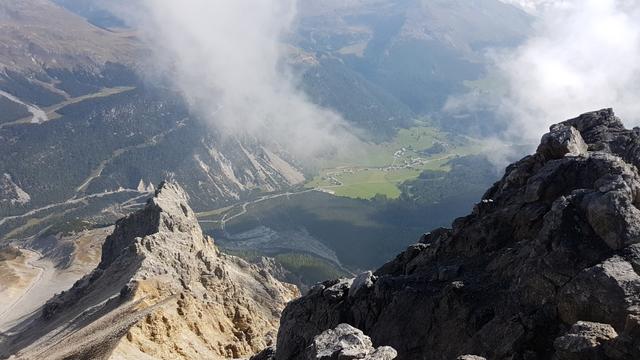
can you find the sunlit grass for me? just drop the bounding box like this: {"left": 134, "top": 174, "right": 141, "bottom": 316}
{"left": 306, "top": 125, "right": 480, "bottom": 199}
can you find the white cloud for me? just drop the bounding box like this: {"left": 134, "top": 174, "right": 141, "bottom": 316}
{"left": 498, "top": 0, "right": 564, "bottom": 14}
{"left": 115, "top": 0, "right": 359, "bottom": 162}
{"left": 450, "top": 0, "right": 640, "bottom": 150}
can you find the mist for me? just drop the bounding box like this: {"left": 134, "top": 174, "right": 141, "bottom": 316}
{"left": 448, "top": 0, "right": 640, "bottom": 159}
{"left": 116, "top": 0, "right": 359, "bottom": 162}
{"left": 498, "top": 0, "right": 559, "bottom": 14}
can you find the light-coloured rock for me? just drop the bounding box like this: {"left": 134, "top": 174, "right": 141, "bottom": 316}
{"left": 554, "top": 321, "right": 618, "bottom": 360}
{"left": 537, "top": 124, "right": 588, "bottom": 160}
{"left": 349, "top": 271, "right": 376, "bottom": 297}
{"left": 559, "top": 256, "right": 640, "bottom": 330}
{"left": 306, "top": 323, "right": 397, "bottom": 360}
{"left": 0, "top": 182, "right": 299, "bottom": 360}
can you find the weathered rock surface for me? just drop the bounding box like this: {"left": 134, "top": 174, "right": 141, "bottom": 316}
{"left": 250, "top": 346, "right": 277, "bottom": 360}
{"left": 553, "top": 321, "right": 618, "bottom": 360}
{"left": 0, "top": 182, "right": 298, "bottom": 360}
{"left": 273, "top": 109, "right": 640, "bottom": 360}
{"left": 306, "top": 323, "right": 397, "bottom": 360}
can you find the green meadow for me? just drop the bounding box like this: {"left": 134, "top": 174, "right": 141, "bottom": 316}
{"left": 306, "top": 126, "right": 480, "bottom": 199}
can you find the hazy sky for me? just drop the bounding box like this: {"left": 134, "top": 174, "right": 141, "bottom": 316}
{"left": 117, "top": 0, "right": 358, "bottom": 162}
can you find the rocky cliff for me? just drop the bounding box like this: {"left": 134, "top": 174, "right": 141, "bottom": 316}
{"left": 272, "top": 109, "right": 640, "bottom": 360}
{"left": 0, "top": 182, "right": 298, "bottom": 360}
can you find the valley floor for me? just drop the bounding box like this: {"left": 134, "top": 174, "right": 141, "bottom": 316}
{"left": 307, "top": 126, "right": 482, "bottom": 199}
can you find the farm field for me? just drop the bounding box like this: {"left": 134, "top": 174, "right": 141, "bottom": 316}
{"left": 306, "top": 125, "right": 481, "bottom": 199}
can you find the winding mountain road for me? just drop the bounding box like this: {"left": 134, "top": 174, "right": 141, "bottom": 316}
{"left": 216, "top": 189, "right": 317, "bottom": 232}
{"left": 0, "top": 189, "right": 144, "bottom": 229}
{"left": 0, "top": 86, "right": 135, "bottom": 129}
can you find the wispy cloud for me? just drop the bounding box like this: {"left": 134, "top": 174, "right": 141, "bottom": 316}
{"left": 449, "top": 0, "right": 640, "bottom": 153}
{"left": 498, "top": 0, "right": 564, "bottom": 14}
{"left": 115, "top": 0, "right": 358, "bottom": 161}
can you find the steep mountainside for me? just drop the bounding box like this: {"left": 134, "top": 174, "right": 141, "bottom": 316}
{"left": 268, "top": 109, "right": 640, "bottom": 360}
{"left": 0, "top": 0, "right": 137, "bottom": 105}
{"left": 0, "top": 1, "right": 305, "bottom": 239}
{"left": 295, "top": 0, "right": 531, "bottom": 136}
{"left": 0, "top": 0, "right": 134, "bottom": 72}
{"left": 0, "top": 182, "right": 298, "bottom": 359}
{"left": 0, "top": 0, "right": 530, "bottom": 228}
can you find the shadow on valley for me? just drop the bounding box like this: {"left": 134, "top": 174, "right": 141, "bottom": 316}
{"left": 202, "top": 155, "right": 499, "bottom": 287}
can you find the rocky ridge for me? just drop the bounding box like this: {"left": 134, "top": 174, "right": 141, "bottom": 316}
{"left": 271, "top": 109, "right": 640, "bottom": 360}
{"left": 0, "top": 181, "right": 298, "bottom": 360}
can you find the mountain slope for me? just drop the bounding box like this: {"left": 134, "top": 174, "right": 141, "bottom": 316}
{"left": 296, "top": 0, "right": 531, "bottom": 121}
{"left": 270, "top": 109, "right": 640, "bottom": 360}
{"left": 52, "top": 0, "right": 127, "bottom": 29}
{"left": 0, "top": 1, "right": 306, "bottom": 238}
{"left": 0, "top": 0, "right": 137, "bottom": 104}
{"left": 0, "top": 182, "right": 298, "bottom": 360}
{"left": 0, "top": 0, "right": 134, "bottom": 73}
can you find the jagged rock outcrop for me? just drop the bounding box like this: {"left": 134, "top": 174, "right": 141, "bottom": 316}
{"left": 251, "top": 324, "right": 397, "bottom": 360}
{"left": 553, "top": 321, "right": 618, "bottom": 360}
{"left": 0, "top": 182, "right": 298, "bottom": 360}
{"left": 272, "top": 109, "right": 640, "bottom": 360}
{"left": 306, "top": 324, "right": 397, "bottom": 360}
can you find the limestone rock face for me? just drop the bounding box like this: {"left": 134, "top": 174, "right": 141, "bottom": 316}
{"left": 273, "top": 109, "right": 640, "bottom": 360}
{"left": 1, "top": 182, "right": 298, "bottom": 360}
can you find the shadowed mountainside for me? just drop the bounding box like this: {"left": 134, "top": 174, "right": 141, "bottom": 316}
{"left": 267, "top": 109, "right": 640, "bottom": 360}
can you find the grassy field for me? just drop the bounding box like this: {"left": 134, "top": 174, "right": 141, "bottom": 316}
{"left": 306, "top": 126, "right": 480, "bottom": 199}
